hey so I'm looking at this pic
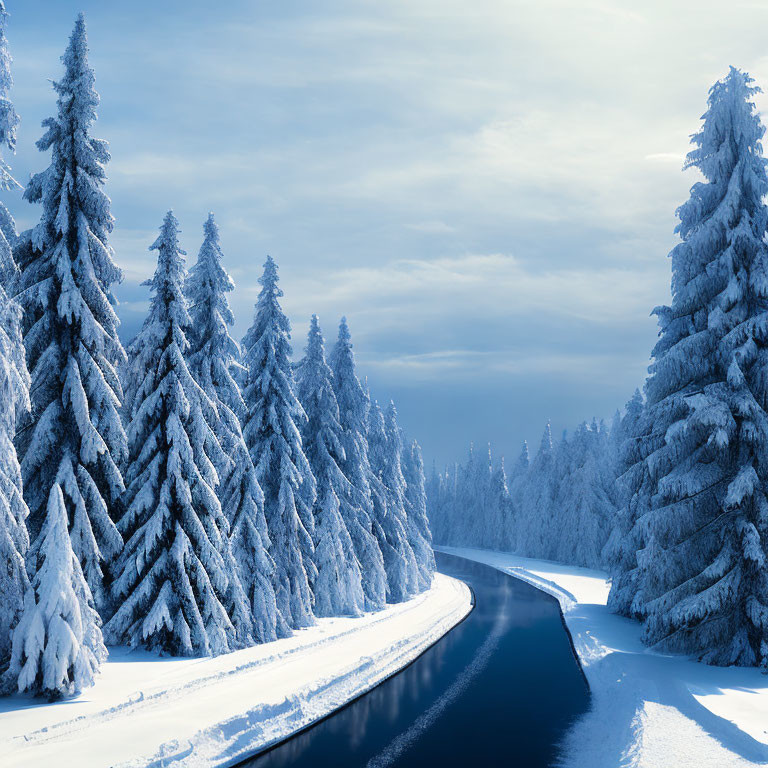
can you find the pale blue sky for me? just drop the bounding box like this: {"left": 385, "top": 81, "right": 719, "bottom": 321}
{"left": 7, "top": 0, "right": 768, "bottom": 467}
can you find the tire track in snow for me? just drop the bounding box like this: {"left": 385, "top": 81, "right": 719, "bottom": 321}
{"left": 366, "top": 582, "right": 512, "bottom": 768}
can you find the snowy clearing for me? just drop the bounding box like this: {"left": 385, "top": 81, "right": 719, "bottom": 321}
{"left": 0, "top": 572, "right": 471, "bottom": 768}
{"left": 438, "top": 546, "right": 768, "bottom": 768}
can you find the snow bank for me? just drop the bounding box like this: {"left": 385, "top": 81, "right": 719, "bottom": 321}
{"left": 0, "top": 572, "right": 471, "bottom": 768}
{"left": 439, "top": 546, "right": 768, "bottom": 768}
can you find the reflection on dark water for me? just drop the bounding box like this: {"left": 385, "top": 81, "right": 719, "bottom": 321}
{"left": 240, "top": 553, "right": 589, "bottom": 768}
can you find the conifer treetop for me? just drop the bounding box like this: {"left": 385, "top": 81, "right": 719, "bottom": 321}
{"left": 188, "top": 213, "right": 237, "bottom": 346}
{"left": 0, "top": 0, "right": 19, "bottom": 191}
{"left": 538, "top": 421, "right": 553, "bottom": 456}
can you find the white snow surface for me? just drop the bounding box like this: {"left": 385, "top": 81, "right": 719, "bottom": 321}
{"left": 0, "top": 572, "right": 471, "bottom": 768}
{"left": 438, "top": 546, "right": 768, "bottom": 768}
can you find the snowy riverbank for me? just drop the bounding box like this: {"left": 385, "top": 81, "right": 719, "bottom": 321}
{"left": 438, "top": 546, "right": 768, "bottom": 768}
{"left": 0, "top": 572, "right": 471, "bottom": 768}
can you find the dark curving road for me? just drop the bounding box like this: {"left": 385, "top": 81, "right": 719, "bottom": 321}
{"left": 239, "top": 551, "right": 590, "bottom": 768}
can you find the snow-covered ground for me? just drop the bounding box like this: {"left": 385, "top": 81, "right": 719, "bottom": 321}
{"left": 0, "top": 572, "right": 471, "bottom": 768}
{"left": 438, "top": 546, "right": 768, "bottom": 768}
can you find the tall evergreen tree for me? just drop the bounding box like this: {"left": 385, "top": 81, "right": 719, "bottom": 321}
{"left": 402, "top": 439, "right": 435, "bottom": 590}
{"left": 105, "top": 212, "right": 239, "bottom": 656}
{"left": 330, "top": 318, "right": 387, "bottom": 611}
{"left": 296, "top": 315, "right": 365, "bottom": 616}
{"left": 610, "top": 68, "right": 768, "bottom": 667}
{"left": 513, "top": 440, "right": 530, "bottom": 477}
{"left": 13, "top": 15, "right": 125, "bottom": 610}
{"left": 0, "top": 288, "right": 29, "bottom": 678}
{"left": 186, "top": 213, "right": 277, "bottom": 645}
{"left": 0, "top": 0, "right": 19, "bottom": 286}
{"left": 242, "top": 256, "right": 316, "bottom": 631}
{"left": 514, "top": 421, "right": 555, "bottom": 558}
{"left": 0, "top": 4, "right": 27, "bottom": 675}
{"left": 554, "top": 422, "right": 614, "bottom": 568}
{"left": 7, "top": 484, "right": 106, "bottom": 698}
{"left": 373, "top": 401, "right": 420, "bottom": 600}
{"left": 604, "top": 390, "right": 648, "bottom": 604}
{"left": 449, "top": 444, "right": 478, "bottom": 547}
{"left": 368, "top": 399, "right": 413, "bottom": 602}
{"left": 486, "top": 456, "right": 514, "bottom": 552}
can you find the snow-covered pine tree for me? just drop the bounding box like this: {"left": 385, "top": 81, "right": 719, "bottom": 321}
{"left": 428, "top": 464, "right": 456, "bottom": 547}
{"left": 513, "top": 441, "right": 530, "bottom": 478}
{"left": 367, "top": 398, "right": 415, "bottom": 602}
{"left": 105, "top": 211, "right": 238, "bottom": 656}
{"left": 242, "top": 256, "right": 316, "bottom": 631}
{"left": 610, "top": 68, "right": 768, "bottom": 666}
{"left": 553, "top": 421, "right": 614, "bottom": 568}
{"left": 424, "top": 461, "right": 446, "bottom": 545}
{"left": 0, "top": 0, "right": 27, "bottom": 668}
{"left": 0, "top": 0, "right": 19, "bottom": 287}
{"left": 487, "top": 456, "right": 514, "bottom": 552}
{"left": 445, "top": 462, "right": 460, "bottom": 545}
{"left": 603, "top": 390, "right": 647, "bottom": 595}
{"left": 7, "top": 484, "right": 106, "bottom": 698}
{"left": 385, "top": 401, "right": 420, "bottom": 595}
{"left": 506, "top": 441, "right": 530, "bottom": 552}
{"left": 0, "top": 284, "right": 28, "bottom": 679}
{"left": 13, "top": 15, "right": 125, "bottom": 611}
{"left": 330, "top": 317, "right": 387, "bottom": 611}
{"left": 296, "top": 315, "right": 365, "bottom": 616}
{"left": 402, "top": 439, "right": 435, "bottom": 591}
{"left": 448, "top": 444, "right": 477, "bottom": 547}
{"left": 514, "top": 421, "right": 555, "bottom": 558}
{"left": 186, "top": 213, "right": 277, "bottom": 645}
{"left": 425, "top": 460, "right": 441, "bottom": 524}
{"left": 483, "top": 445, "right": 498, "bottom": 548}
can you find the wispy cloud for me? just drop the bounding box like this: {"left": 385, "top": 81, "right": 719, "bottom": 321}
{"left": 407, "top": 220, "right": 456, "bottom": 234}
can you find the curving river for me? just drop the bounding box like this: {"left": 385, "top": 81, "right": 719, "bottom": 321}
{"left": 239, "top": 551, "right": 590, "bottom": 768}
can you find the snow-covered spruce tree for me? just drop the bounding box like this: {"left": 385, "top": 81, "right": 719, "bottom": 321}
{"left": 242, "top": 256, "right": 316, "bottom": 631}
{"left": 386, "top": 402, "right": 422, "bottom": 594}
{"left": 367, "top": 398, "right": 415, "bottom": 602}
{"left": 105, "top": 212, "right": 239, "bottom": 656}
{"left": 402, "top": 439, "right": 435, "bottom": 591}
{"left": 486, "top": 456, "right": 514, "bottom": 552}
{"left": 330, "top": 317, "right": 387, "bottom": 611}
{"left": 506, "top": 441, "right": 530, "bottom": 552}
{"left": 512, "top": 440, "right": 530, "bottom": 478}
{"left": 13, "top": 15, "right": 125, "bottom": 611}
{"left": 514, "top": 422, "right": 555, "bottom": 558}
{"left": 186, "top": 213, "right": 277, "bottom": 645}
{"left": 444, "top": 444, "right": 475, "bottom": 547}
{"left": 385, "top": 402, "right": 420, "bottom": 595}
{"left": 0, "top": 0, "right": 19, "bottom": 287}
{"left": 427, "top": 463, "right": 456, "bottom": 547}
{"left": 0, "top": 286, "right": 29, "bottom": 679}
{"left": 0, "top": 3, "right": 27, "bottom": 659}
{"left": 603, "top": 390, "right": 647, "bottom": 593}
{"left": 424, "top": 462, "right": 446, "bottom": 545}
{"left": 553, "top": 421, "right": 615, "bottom": 568}
{"left": 0, "top": 2, "right": 27, "bottom": 664}
{"left": 7, "top": 484, "right": 106, "bottom": 698}
{"left": 296, "top": 315, "right": 365, "bottom": 616}
{"left": 424, "top": 461, "right": 441, "bottom": 524}
{"left": 610, "top": 68, "right": 768, "bottom": 666}
{"left": 436, "top": 448, "right": 481, "bottom": 549}
{"left": 469, "top": 445, "right": 494, "bottom": 548}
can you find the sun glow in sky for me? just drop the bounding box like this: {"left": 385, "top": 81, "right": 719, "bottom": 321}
{"left": 8, "top": 0, "right": 768, "bottom": 466}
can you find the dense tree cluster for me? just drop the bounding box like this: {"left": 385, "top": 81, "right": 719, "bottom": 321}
{"left": 0, "top": 14, "right": 434, "bottom": 699}
{"left": 428, "top": 415, "right": 622, "bottom": 569}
